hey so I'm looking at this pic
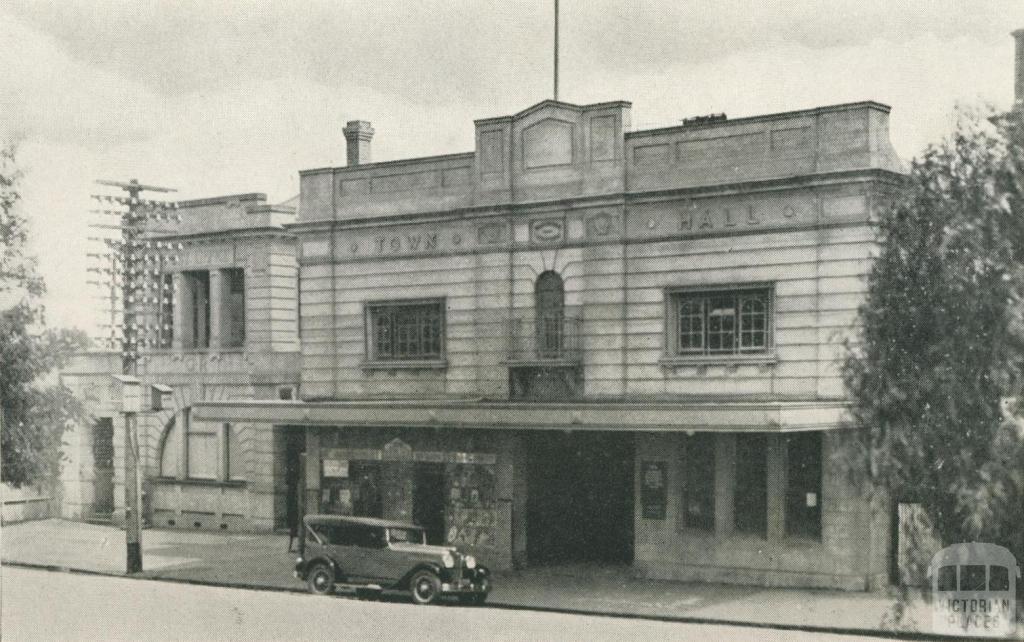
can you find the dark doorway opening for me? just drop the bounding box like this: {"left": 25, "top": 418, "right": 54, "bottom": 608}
{"left": 351, "top": 461, "right": 383, "bottom": 518}
{"left": 92, "top": 418, "right": 115, "bottom": 519}
{"left": 283, "top": 431, "right": 304, "bottom": 531}
{"left": 526, "top": 431, "right": 635, "bottom": 565}
{"left": 413, "top": 463, "right": 447, "bottom": 545}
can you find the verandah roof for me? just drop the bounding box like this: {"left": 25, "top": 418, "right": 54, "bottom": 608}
{"left": 190, "top": 399, "right": 852, "bottom": 433}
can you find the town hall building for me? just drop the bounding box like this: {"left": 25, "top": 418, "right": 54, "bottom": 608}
{"left": 61, "top": 94, "right": 906, "bottom": 591}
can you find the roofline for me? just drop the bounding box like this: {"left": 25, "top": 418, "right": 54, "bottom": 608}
{"left": 300, "top": 152, "right": 475, "bottom": 177}
{"left": 176, "top": 193, "right": 267, "bottom": 208}
{"left": 474, "top": 99, "right": 632, "bottom": 125}
{"left": 627, "top": 101, "right": 893, "bottom": 139}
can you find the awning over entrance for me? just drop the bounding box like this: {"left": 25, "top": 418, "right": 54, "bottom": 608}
{"left": 191, "top": 398, "right": 852, "bottom": 433}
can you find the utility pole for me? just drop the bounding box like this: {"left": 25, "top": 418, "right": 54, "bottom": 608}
{"left": 89, "top": 179, "right": 178, "bottom": 574}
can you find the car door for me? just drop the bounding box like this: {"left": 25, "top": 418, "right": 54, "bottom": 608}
{"left": 328, "top": 524, "right": 373, "bottom": 582}
{"left": 352, "top": 526, "right": 399, "bottom": 583}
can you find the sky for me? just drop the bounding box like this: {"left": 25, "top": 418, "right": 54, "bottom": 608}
{"left": 2, "top": 1, "right": 1024, "bottom": 336}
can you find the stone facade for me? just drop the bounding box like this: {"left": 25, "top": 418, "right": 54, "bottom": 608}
{"left": 63, "top": 98, "right": 905, "bottom": 590}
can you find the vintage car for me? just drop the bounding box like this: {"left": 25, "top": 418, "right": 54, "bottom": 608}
{"left": 293, "top": 514, "right": 490, "bottom": 605}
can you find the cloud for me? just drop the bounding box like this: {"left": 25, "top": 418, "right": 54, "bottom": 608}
{"left": 6, "top": 0, "right": 1024, "bottom": 104}
{"left": 2, "top": 2, "right": 1024, "bottom": 335}
{"left": 0, "top": 15, "right": 169, "bottom": 148}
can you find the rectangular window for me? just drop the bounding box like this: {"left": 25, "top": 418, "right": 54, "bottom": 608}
{"left": 937, "top": 565, "right": 957, "bottom": 591}
{"left": 367, "top": 300, "right": 444, "bottom": 361}
{"left": 183, "top": 271, "right": 210, "bottom": 349}
{"left": 681, "top": 434, "right": 715, "bottom": 531}
{"left": 186, "top": 428, "right": 218, "bottom": 480}
{"left": 990, "top": 565, "right": 1010, "bottom": 591}
{"left": 670, "top": 287, "right": 771, "bottom": 356}
{"left": 186, "top": 417, "right": 244, "bottom": 482}
{"left": 785, "top": 432, "right": 822, "bottom": 538}
{"left": 734, "top": 434, "right": 767, "bottom": 536}
{"left": 960, "top": 565, "right": 987, "bottom": 591}
{"left": 224, "top": 268, "right": 245, "bottom": 348}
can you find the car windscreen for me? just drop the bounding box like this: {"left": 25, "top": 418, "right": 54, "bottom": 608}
{"left": 387, "top": 527, "right": 426, "bottom": 544}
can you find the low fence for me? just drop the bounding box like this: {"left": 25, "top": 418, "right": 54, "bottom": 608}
{"left": 1, "top": 485, "right": 57, "bottom": 524}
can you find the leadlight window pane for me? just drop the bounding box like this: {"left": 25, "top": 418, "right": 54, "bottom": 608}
{"left": 707, "top": 294, "right": 736, "bottom": 352}
{"left": 673, "top": 288, "right": 770, "bottom": 357}
{"left": 678, "top": 299, "right": 704, "bottom": 351}
{"left": 739, "top": 293, "right": 767, "bottom": 351}
{"left": 375, "top": 313, "right": 392, "bottom": 356}
{"left": 370, "top": 301, "right": 443, "bottom": 360}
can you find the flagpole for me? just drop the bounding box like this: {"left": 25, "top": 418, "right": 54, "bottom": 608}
{"left": 554, "top": 0, "right": 559, "bottom": 101}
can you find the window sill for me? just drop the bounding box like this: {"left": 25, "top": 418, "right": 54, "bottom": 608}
{"left": 361, "top": 359, "right": 448, "bottom": 371}
{"left": 659, "top": 353, "right": 777, "bottom": 368}
{"left": 152, "top": 477, "right": 247, "bottom": 488}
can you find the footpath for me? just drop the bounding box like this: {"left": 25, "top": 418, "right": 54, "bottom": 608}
{"left": 0, "top": 519, "right": 1003, "bottom": 640}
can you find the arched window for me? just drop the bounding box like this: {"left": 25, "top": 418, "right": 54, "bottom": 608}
{"left": 158, "top": 416, "right": 179, "bottom": 478}
{"left": 535, "top": 271, "right": 564, "bottom": 357}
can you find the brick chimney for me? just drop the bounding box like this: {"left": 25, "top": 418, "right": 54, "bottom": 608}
{"left": 343, "top": 120, "right": 374, "bottom": 166}
{"left": 1014, "top": 29, "right": 1024, "bottom": 110}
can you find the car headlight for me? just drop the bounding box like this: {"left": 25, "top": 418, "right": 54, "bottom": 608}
{"left": 465, "top": 555, "right": 476, "bottom": 569}
{"left": 441, "top": 552, "right": 455, "bottom": 568}
{"left": 295, "top": 557, "right": 304, "bottom": 564}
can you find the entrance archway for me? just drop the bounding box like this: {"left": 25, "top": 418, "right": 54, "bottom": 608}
{"left": 526, "top": 431, "right": 635, "bottom": 565}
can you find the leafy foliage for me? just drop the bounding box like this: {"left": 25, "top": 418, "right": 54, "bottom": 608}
{"left": 0, "top": 142, "right": 88, "bottom": 488}
{"left": 0, "top": 143, "right": 44, "bottom": 299}
{"left": 844, "top": 106, "right": 1024, "bottom": 561}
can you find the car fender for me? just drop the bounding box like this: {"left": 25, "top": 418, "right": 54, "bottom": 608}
{"left": 300, "top": 555, "right": 341, "bottom": 581}
{"left": 397, "top": 562, "right": 444, "bottom": 589}
{"left": 473, "top": 565, "right": 489, "bottom": 585}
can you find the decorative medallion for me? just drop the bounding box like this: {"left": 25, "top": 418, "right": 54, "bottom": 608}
{"left": 530, "top": 218, "right": 564, "bottom": 244}
{"left": 477, "top": 223, "right": 505, "bottom": 245}
{"left": 587, "top": 212, "right": 615, "bottom": 237}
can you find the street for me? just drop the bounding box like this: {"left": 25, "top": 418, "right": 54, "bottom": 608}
{"left": 0, "top": 567, "right": 871, "bottom": 641}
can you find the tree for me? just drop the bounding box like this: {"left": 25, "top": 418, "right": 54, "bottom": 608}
{"left": 0, "top": 141, "right": 87, "bottom": 488}
{"left": 844, "top": 106, "right": 1024, "bottom": 567}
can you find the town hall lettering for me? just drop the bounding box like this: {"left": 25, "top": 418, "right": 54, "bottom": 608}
{"left": 374, "top": 232, "right": 439, "bottom": 254}
{"left": 680, "top": 203, "right": 799, "bottom": 233}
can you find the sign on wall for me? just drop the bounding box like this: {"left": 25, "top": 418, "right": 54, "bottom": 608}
{"left": 640, "top": 461, "right": 667, "bottom": 520}
{"left": 322, "top": 459, "right": 349, "bottom": 478}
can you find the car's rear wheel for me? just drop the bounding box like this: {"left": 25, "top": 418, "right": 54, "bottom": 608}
{"left": 307, "top": 563, "right": 335, "bottom": 596}
{"left": 409, "top": 570, "right": 442, "bottom": 605}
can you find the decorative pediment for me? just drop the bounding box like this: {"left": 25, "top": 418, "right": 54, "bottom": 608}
{"left": 522, "top": 118, "right": 575, "bottom": 169}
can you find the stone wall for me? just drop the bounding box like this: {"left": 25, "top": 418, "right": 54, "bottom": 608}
{"left": 633, "top": 431, "right": 886, "bottom": 590}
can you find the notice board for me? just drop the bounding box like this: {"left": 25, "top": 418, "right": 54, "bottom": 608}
{"left": 640, "top": 460, "right": 667, "bottom": 520}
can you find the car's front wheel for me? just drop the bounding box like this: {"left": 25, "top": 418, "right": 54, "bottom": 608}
{"left": 409, "top": 569, "right": 442, "bottom": 605}
{"left": 307, "top": 563, "right": 335, "bottom": 596}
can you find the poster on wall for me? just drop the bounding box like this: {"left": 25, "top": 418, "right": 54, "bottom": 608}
{"left": 445, "top": 464, "right": 497, "bottom": 548}
{"left": 641, "top": 461, "right": 667, "bottom": 520}
{"left": 323, "top": 459, "right": 349, "bottom": 478}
